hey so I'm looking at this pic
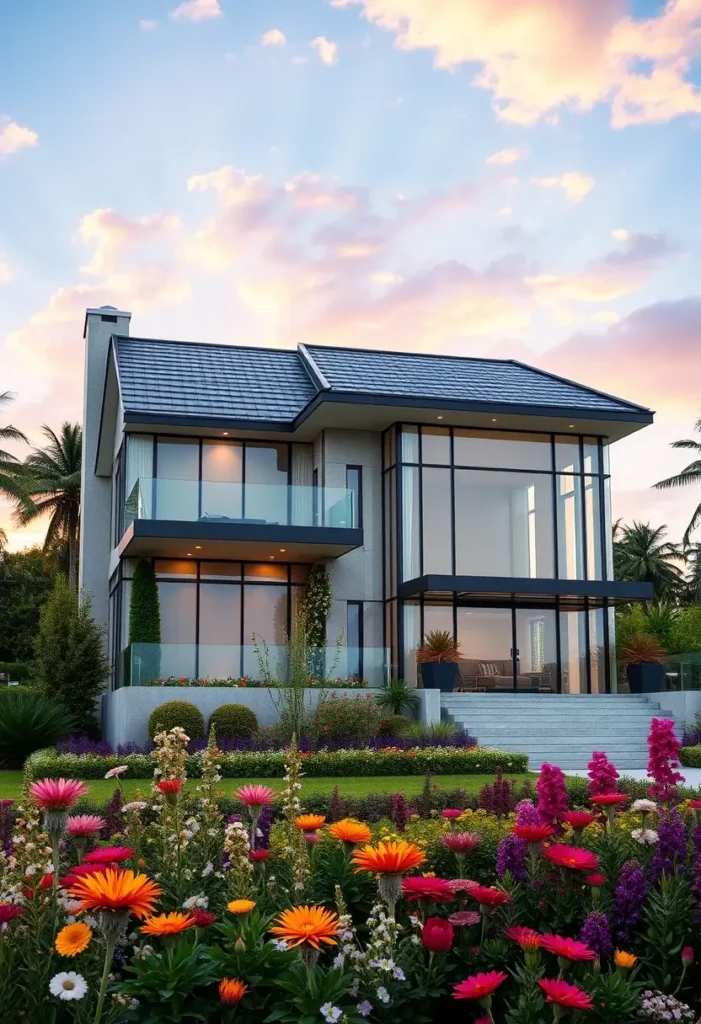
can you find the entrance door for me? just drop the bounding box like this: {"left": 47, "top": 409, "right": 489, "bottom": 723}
{"left": 514, "top": 608, "right": 558, "bottom": 693}
{"left": 456, "top": 608, "right": 515, "bottom": 692}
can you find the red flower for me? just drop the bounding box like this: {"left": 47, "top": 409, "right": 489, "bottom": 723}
{"left": 421, "top": 917, "right": 454, "bottom": 953}
{"left": 688, "top": 800, "right": 701, "bottom": 810}
{"left": 440, "top": 832, "right": 480, "bottom": 853}
{"left": 401, "top": 877, "right": 454, "bottom": 903}
{"left": 467, "top": 885, "right": 511, "bottom": 909}
{"left": 541, "top": 934, "right": 596, "bottom": 961}
{"left": 538, "top": 978, "right": 593, "bottom": 1010}
{"left": 561, "top": 811, "right": 598, "bottom": 830}
{"left": 249, "top": 849, "right": 270, "bottom": 862}
{"left": 192, "top": 909, "right": 216, "bottom": 928}
{"left": 84, "top": 847, "right": 134, "bottom": 864}
{"left": 157, "top": 779, "right": 182, "bottom": 795}
{"left": 682, "top": 946, "right": 694, "bottom": 964}
{"left": 505, "top": 925, "right": 542, "bottom": 951}
{"left": 512, "top": 824, "right": 555, "bottom": 843}
{"left": 590, "top": 793, "right": 628, "bottom": 807}
{"left": 586, "top": 873, "right": 607, "bottom": 886}
{"left": 0, "top": 904, "right": 24, "bottom": 924}
{"left": 543, "top": 844, "right": 599, "bottom": 872}
{"left": 441, "top": 808, "right": 463, "bottom": 820}
{"left": 453, "top": 971, "right": 508, "bottom": 1001}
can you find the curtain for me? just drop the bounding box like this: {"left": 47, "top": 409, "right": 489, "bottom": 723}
{"left": 291, "top": 443, "right": 313, "bottom": 526}
{"left": 125, "top": 435, "right": 153, "bottom": 523}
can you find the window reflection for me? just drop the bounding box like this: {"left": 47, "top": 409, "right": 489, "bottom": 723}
{"left": 422, "top": 467, "right": 452, "bottom": 573}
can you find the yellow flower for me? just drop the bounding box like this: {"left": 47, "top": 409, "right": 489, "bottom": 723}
{"left": 55, "top": 922, "right": 92, "bottom": 957}
{"left": 227, "top": 899, "right": 256, "bottom": 915}
{"left": 614, "top": 950, "right": 637, "bottom": 969}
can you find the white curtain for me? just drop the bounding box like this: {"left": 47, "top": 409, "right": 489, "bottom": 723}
{"left": 291, "top": 444, "right": 313, "bottom": 526}
{"left": 125, "top": 435, "right": 153, "bottom": 522}
{"left": 402, "top": 466, "right": 419, "bottom": 580}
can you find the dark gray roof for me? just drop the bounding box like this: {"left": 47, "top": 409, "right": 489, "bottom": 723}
{"left": 112, "top": 336, "right": 650, "bottom": 424}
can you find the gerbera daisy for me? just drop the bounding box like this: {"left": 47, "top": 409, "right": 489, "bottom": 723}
{"left": 590, "top": 793, "right": 628, "bottom": 806}
{"left": 538, "top": 978, "right": 593, "bottom": 1010}
{"left": 141, "top": 912, "right": 196, "bottom": 936}
{"left": 31, "top": 779, "right": 88, "bottom": 810}
{"left": 83, "top": 847, "right": 134, "bottom": 864}
{"left": 352, "top": 840, "right": 426, "bottom": 909}
{"left": 328, "top": 819, "right": 372, "bottom": 847}
{"left": 453, "top": 971, "right": 508, "bottom": 1002}
{"left": 0, "top": 904, "right": 24, "bottom": 924}
{"left": 401, "top": 876, "right": 454, "bottom": 903}
{"left": 561, "top": 811, "right": 598, "bottom": 831}
{"left": 67, "top": 867, "right": 162, "bottom": 921}
{"left": 55, "top": 922, "right": 92, "bottom": 957}
{"left": 505, "top": 925, "right": 542, "bottom": 951}
{"left": 543, "top": 844, "right": 599, "bottom": 872}
{"left": 441, "top": 808, "right": 463, "bottom": 820}
{"left": 467, "top": 885, "right": 511, "bottom": 909}
{"left": 250, "top": 849, "right": 270, "bottom": 862}
{"left": 269, "top": 905, "right": 339, "bottom": 952}
{"left": 448, "top": 879, "right": 479, "bottom": 895}
{"left": 541, "top": 934, "right": 596, "bottom": 961}
{"left": 104, "top": 766, "right": 128, "bottom": 779}
{"left": 156, "top": 779, "right": 182, "bottom": 805}
{"left": 440, "top": 832, "right": 481, "bottom": 853}
{"left": 219, "top": 978, "right": 248, "bottom": 1004}
{"left": 191, "top": 908, "right": 216, "bottom": 928}
{"left": 448, "top": 911, "right": 481, "bottom": 927}
{"left": 227, "top": 899, "right": 256, "bottom": 915}
{"left": 586, "top": 873, "right": 607, "bottom": 886}
{"left": 65, "top": 815, "right": 105, "bottom": 838}
{"left": 512, "top": 823, "right": 555, "bottom": 844}
{"left": 294, "top": 814, "right": 326, "bottom": 832}
{"left": 236, "top": 785, "right": 275, "bottom": 806}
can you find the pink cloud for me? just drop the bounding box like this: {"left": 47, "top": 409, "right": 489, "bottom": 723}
{"left": 76, "top": 209, "right": 181, "bottom": 275}
{"left": 310, "top": 36, "right": 339, "bottom": 65}
{"left": 261, "top": 28, "right": 286, "bottom": 46}
{"left": 170, "top": 0, "right": 222, "bottom": 22}
{"left": 0, "top": 116, "right": 38, "bottom": 158}
{"left": 531, "top": 171, "right": 595, "bottom": 202}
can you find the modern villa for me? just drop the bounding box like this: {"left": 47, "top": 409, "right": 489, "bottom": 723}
{"left": 80, "top": 305, "right": 655, "bottom": 737}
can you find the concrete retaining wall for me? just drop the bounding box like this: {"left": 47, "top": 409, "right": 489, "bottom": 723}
{"left": 649, "top": 690, "right": 701, "bottom": 732}
{"left": 102, "top": 686, "right": 384, "bottom": 749}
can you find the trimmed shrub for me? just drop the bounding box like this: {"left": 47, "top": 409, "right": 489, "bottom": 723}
{"left": 0, "top": 691, "right": 75, "bottom": 767}
{"left": 148, "top": 700, "right": 204, "bottom": 740}
{"left": 313, "top": 693, "right": 382, "bottom": 741}
{"left": 0, "top": 662, "right": 33, "bottom": 683}
{"left": 209, "top": 703, "right": 259, "bottom": 740}
{"left": 378, "top": 714, "right": 411, "bottom": 736}
{"left": 680, "top": 746, "right": 701, "bottom": 768}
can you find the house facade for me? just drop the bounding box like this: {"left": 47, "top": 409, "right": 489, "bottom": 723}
{"left": 80, "top": 306, "right": 654, "bottom": 700}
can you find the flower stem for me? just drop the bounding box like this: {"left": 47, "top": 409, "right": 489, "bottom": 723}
{"left": 94, "top": 936, "right": 115, "bottom": 1024}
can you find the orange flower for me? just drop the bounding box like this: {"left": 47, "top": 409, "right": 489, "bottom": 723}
{"left": 140, "top": 912, "right": 196, "bottom": 936}
{"left": 55, "top": 922, "right": 92, "bottom": 957}
{"left": 294, "top": 814, "right": 326, "bottom": 832}
{"left": 219, "top": 978, "right": 248, "bottom": 1004}
{"left": 269, "top": 905, "right": 340, "bottom": 950}
{"left": 67, "top": 868, "right": 162, "bottom": 920}
{"left": 352, "top": 840, "right": 426, "bottom": 875}
{"left": 328, "top": 819, "right": 372, "bottom": 846}
{"left": 227, "top": 899, "right": 256, "bottom": 915}
{"left": 614, "top": 949, "right": 637, "bottom": 969}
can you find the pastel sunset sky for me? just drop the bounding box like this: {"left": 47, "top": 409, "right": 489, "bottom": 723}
{"left": 1, "top": 0, "right": 700, "bottom": 549}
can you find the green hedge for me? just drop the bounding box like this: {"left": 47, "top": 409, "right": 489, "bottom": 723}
{"left": 29, "top": 745, "right": 529, "bottom": 780}
{"left": 680, "top": 746, "right": 701, "bottom": 767}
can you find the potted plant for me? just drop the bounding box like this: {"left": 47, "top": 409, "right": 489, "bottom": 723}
{"left": 416, "top": 630, "right": 461, "bottom": 692}
{"left": 621, "top": 634, "right": 667, "bottom": 693}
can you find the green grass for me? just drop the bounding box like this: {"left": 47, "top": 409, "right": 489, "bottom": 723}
{"left": 0, "top": 771, "right": 535, "bottom": 802}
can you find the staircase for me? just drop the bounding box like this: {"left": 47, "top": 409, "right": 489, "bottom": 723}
{"left": 441, "top": 693, "right": 675, "bottom": 771}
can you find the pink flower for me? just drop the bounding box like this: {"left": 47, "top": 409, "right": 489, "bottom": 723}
{"left": 440, "top": 832, "right": 481, "bottom": 853}
{"left": 104, "top": 765, "right": 129, "bottom": 779}
{"left": 587, "top": 751, "right": 619, "bottom": 797}
{"left": 236, "top": 785, "right": 275, "bottom": 807}
{"left": 682, "top": 946, "right": 694, "bottom": 965}
{"left": 66, "top": 815, "right": 106, "bottom": 838}
{"left": 441, "top": 808, "right": 463, "bottom": 820}
{"left": 647, "top": 719, "right": 684, "bottom": 804}
{"left": 83, "top": 846, "right": 134, "bottom": 864}
{"left": 30, "top": 779, "right": 88, "bottom": 810}
{"left": 448, "top": 911, "right": 481, "bottom": 927}
{"left": 448, "top": 879, "right": 479, "bottom": 895}
{"left": 536, "top": 764, "right": 568, "bottom": 825}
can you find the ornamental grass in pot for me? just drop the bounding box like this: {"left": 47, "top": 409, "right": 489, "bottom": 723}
{"left": 416, "top": 630, "right": 461, "bottom": 692}
{"left": 621, "top": 634, "right": 667, "bottom": 693}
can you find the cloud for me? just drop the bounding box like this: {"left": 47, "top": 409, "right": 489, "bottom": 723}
{"left": 0, "top": 116, "right": 38, "bottom": 158}
{"left": 612, "top": 227, "right": 629, "bottom": 241}
{"left": 76, "top": 209, "right": 181, "bottom": 275}
{"left": 170, "top": 0, "right": 222, "bottom": 22}
{"left": 486, "top": 146, "right": 526, "bottom": 165}
{"left": 330, "top": 0, "right": 701, "bottom": 127}
{"left": 372, "top": 271, "right": 403, "bottom": 284}
{"left": 531, "top": 171, "right": 595, "bottom": 201}
{"left": 139, "top": 19, "right": 158, "bottom": 30}
{"left": 310, "top": 36, "right": 339, "bottom": 65}
{"left": 261, "top": 28, "right": 286, "bottom": 46}
{"left": 0, "top": 257, "right": 12, "bottom": 284}
{"left": 592, "top": 310, "right": 621, "bottom": 324}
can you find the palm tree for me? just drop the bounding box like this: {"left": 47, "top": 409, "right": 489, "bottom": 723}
{"left": 14, "top": 423, "right": 82, "bottom": 588}
{"left": 0, "top": 392, "right": 28, "bottom": 504}
{"left": 682, "top": 542, "right": 701, "bottom": 605}
{"left": 614, "top": 521, "right": 685, "bottom": 607}
{"left": 654, "top": 416, "right": 701, "bottom": 545}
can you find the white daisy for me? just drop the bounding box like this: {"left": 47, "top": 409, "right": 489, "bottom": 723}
{"left": 49, "top": 972, "right": 88, "bottom": 1001}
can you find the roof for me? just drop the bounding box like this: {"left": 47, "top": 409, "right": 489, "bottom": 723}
{"left": 111, "top": 335, "right": 651, "bottom": 426}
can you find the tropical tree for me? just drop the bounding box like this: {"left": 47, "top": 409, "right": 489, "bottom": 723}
{"left": 0, "top": 391, "right": 28, "bottom": 504}
{"left": 14, "top": 423, "right": 82, "bottom": 589}
{"left": 613, "top": 521, "right": 685, "bottom": 606}
{"left": 654, "top": 416, "right": 701, "bottom": 545}
{"left": 682, "top": 543, "right": 701, "bottom": 605}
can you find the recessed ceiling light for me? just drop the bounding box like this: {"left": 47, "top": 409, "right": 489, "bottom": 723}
{"left": 280, "top": 548, "right": 286, "bottom": 552}
{"left": 195, "top": 545, "right": 202, "bottom": 550}
{"left": 269, "top": 555, "right": 274, "bottom": 559}
{"left": 223, "top": 432, "right": 229, "bottom": 436}
{"left": 436, "top": 415, "right": 443, "bottom": 420}
{"left": 186, "top": 552, "right": 192, "bottom": 557}
{"left": 491, "top": 418, "right": 497, "bottom": 423}
{"left": 569, "top": 424, "right": 575, "bottom": 429}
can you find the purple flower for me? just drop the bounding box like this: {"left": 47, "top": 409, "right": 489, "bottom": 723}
{"left": 515, "top": 799, "right": 542, "bottom": 827}
{"left": 693, "top": 854, "right": 701, "bottom": 924}
{"left": 613, "top": 859, "right": 648, "bottom": 944}
{"left": 650, "top": 809, "right": 688, "bottom": 883}
{"left": 496, "top": 833, "right": 527, "bottom": 882}
{"left": 580, "top": 911, "right": 612, "bottom": 960}
{"left": 257, "top": 805, "right": 272, "bottom": 849}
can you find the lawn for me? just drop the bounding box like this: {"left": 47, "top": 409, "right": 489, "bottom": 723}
{"left": 0, "top": 771, "right": 535, "bottom": 802}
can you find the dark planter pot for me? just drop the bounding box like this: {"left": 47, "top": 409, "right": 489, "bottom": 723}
{"left": 421, "top": 662, "right": 458, "bottom": 692}
{"left": 627, "top": 662, "right": 666, "bottom": 694}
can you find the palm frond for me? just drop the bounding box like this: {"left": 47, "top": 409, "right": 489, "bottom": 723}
{"left": 654, "top": 463, "right": 701, "bottom": 490}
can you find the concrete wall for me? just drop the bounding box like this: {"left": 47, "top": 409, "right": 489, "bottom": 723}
{"left": 103, "top": 686, "right": 384, "bottom": 749}
{"left": 650, "top": 690, "right": 701, "bottom": 732}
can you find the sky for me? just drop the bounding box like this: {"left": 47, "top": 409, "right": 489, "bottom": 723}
{"left": 1, "top": 0, "right": 701, "bottom": 550}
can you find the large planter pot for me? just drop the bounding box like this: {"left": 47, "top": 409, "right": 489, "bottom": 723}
{"left": 627, "top": 662, "right": 666, "bottom": 694}
{"left": 421, "top": 662, "right": 458, "bottom": 692}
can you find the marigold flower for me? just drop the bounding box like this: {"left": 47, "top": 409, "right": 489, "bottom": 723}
{"left": 543, "top": 844, "right": 599, "bottom": 872}
{"left": 227, "top": 899, "right": 256, "bottom": 915}
{"left": 328, "top": 819, "right": 372, "bottom": 846}
{"left": 351, "top": 840, "right": 426, "bottom": 875}
{"left": 67, "top": 867, "right": 162, "bottom": 920}
{"left": 541, "top": 934, "right": 596, "bottom": 961}
{"left": 65, "top": 815, "right": 106, "bottom": 838}
{"left": 590, "top": 793, "right": 628, "bottom": 807}
{"left": 422, "top": 917, "right": 454, "bottom": 953}
{"left": 294, "top": 814, "right": 326, "bottom": 832}
{"left": 561, "top": 811, "right": 598, "bottom": 831}
{"left": 219, "top": 978, "right": 248, "bottom": 1004}
{"left": 55, "top": 922, "right": 92, "bottom": 957}
{"left": 440, "top": 832, "right": 481, "bottom": 853}
{"left": 614, "top": 949, "right": 637, "bottom": 969}
{"left": 467, "top": 885, "right": 511, "bottom": 909}
{"left": 0, "top": 904, "right": 24, "bottom": 924}
{"left": 269, "top": 905, "right": 339, "bottom": 951}
{"left": 538, "top": 978, "right": 593, "bottom": 1009}
{"left": 453, "top": 971, "right": 508, "bottom": 1001}
{"left": 236, "top": 784, "right": 274, "bottom": 806}
{"left": 30, "top": 778, "right": 88, "bottom": 810}
{"left": 83, "top": 847, "right": 134, "bottom": 864}
{"left": 512, "top": 823, "right": 555, "bottom": 843}
{"left": 401, "top": 876, "right": 454, "bottom": 903}
{"left": 141, "top": 912, "right": 196, "bottom": 936}
{"left": 505, "top": 925, "right": 542, "bottom": 951}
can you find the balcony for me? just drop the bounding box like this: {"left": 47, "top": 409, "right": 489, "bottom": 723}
{"left": 117, "top": 478, "right": 363, "bottom": 561}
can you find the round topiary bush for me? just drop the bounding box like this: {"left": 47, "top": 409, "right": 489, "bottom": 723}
{"left": 378, "top": 714, "right": 412, "bottom": 737}
{"left": 208, "top": 703, "right": 259, "bottom": 740}
{"left": 148, "top": 700, "right": 204, "bottom": 741}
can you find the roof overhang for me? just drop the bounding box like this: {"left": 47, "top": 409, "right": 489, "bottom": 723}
{"left": 398, "top": 574, "right": 654, "bottom": 610}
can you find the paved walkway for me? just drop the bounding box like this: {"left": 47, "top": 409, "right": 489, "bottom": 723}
{"left": 565, "top": 768, "right": 701, "bottom": 788}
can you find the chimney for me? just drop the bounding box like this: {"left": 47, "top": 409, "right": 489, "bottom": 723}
{"left": 79, "top": 306, "right": 131, "bottom": 634}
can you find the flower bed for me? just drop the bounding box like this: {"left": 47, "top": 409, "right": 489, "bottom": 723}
{"left": 3, "top": 721, "right": 701, "bottom": 1022}
{"left": 31, "top": 744, "right": 528, "bottom": 779}
{"left": 141, "top": 675, "right": 369, "bottom": 688}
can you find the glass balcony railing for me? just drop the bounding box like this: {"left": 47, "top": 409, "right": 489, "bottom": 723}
{"left": 120, "top": 643, "right": 390, "bottom": 688}
{"left": 123, "top": 478, "right": 358, "bottom": 532}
